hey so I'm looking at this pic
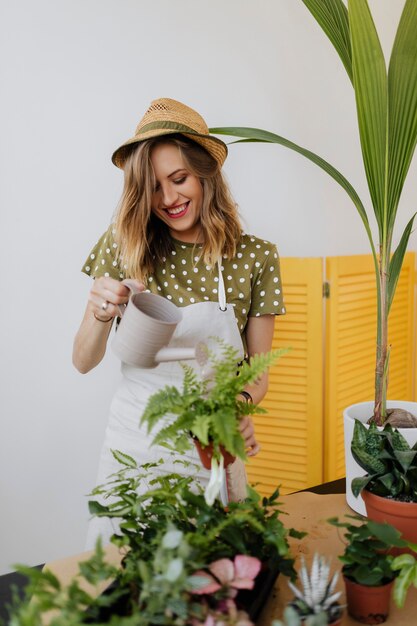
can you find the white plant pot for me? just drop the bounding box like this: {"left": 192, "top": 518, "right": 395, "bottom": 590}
{"left": 344, "top": 400, "right": 417, "bottom": 515}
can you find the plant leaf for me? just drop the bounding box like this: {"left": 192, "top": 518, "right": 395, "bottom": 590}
{"left": 389, "top": 427, "right": 412, "bottom": 452}
{"left": 352, "top": 418, "right": 369, "bottom": 448}
{"left": 387, "top": 0, "right": 417, "bottom": 227}
{"left": 351, "top": 442, "right": 386, "bottom": 475}
{"left": 348, "top": 0, "right": 387, "bottom": 228}
{"left": 388, "top": 214, "right": 417, "bottom": 312}
{"left": 392, "top": 554, "right": 417, "bottom": 570}
{"left": 213, "top": 407, "right": 239, "bottom": 453}
{"left": 351, "top": 474, "right": 373, "bottom": 497}
{"left": 393, "top": 450, "right": 417, "bottom": 473}
{"left": 367, "top": 519, "right": 404, "bottom": 547}
{"left": 393, "top": 564, "right": 417, "bottom": 608}
{"left": 191, "top": 415, "right": 211, "bottom": 446}
{"left": 301, "top": 0, "right": 353, "bottom": 82}
{"left": 111, "top": 449, "right": 137, "bottom": 469}
{"left": 210, "top": 126, "right": 376, "bottom": 259}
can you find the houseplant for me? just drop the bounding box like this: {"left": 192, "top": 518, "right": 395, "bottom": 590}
{"left": 140, "top": 340, "right": 286, "bottom": 503}
{"left": 6, "top": 456, "right": 303, "bottom": 625}
{"left": 328, "top": 515, "right": 406, "bottom": 624}
{"left": 351, "top": 419, "right": 417, "bottom": 543}
{"left": 5, "top": 532, "right": 259, "bottom": 626}
{"left": 286, "top": 553, "right": 343, "bottom": 625}
{"left": 210, "top": 0, "right": 417, "bottom": 512}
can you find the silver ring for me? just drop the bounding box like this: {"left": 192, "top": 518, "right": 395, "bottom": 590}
{"left": 101, "top": 300, "right": 109, "bottom": 311}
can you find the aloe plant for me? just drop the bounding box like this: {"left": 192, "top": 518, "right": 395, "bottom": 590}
{"left": 211, "top": 0, "right": 417, "bottom": 425}
{"left": 287, "top": 553, "right": 343, "bottom": 624}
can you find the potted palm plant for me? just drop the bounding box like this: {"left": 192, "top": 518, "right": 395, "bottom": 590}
{"left": 210, "top": 0, "right": 417, "bottom": 513}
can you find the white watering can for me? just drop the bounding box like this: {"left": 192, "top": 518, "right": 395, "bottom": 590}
{"left": 111, "top": 279, "right": 208, "bottom": 368}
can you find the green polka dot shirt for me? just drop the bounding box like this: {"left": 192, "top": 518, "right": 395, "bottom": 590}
{"left": 82, "top": 226, "right": 286, "bottom": 336}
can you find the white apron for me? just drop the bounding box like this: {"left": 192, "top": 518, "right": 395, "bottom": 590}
{"left": 86, "top": 263, "right": 245, "bottom": 548}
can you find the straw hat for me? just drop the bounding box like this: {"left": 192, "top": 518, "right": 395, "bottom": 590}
{"left": 112, "top": 98, "right": 228, "bottom": 169}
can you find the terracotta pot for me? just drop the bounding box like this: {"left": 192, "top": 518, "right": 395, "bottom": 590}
{"left": 192, "top": 438, "right": 235, "bottom": 469}
{"left": 362, "top": 489, "right": 417, "bottom": 546}
{"left": 343, "top": 401, "right": 417, "bottom": 515}
{"left": 344, "top": 576, "right": 393, "bottom": 624}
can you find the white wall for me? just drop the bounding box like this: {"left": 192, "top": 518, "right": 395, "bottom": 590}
{"left": 1, "top": 0, "right": 415, "bottom": 574}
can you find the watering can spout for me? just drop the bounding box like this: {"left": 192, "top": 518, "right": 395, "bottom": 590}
{"left": 155, "top": 342, "right": 209, "bottom": 366}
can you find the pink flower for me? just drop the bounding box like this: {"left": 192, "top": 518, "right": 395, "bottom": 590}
{"left": 230, "top": 555, "right": 261, "bottom": 590}
{"left": 190, "top": 555, "right": 261, "bottom": 596}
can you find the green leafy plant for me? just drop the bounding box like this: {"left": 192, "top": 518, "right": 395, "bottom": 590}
{"left": 286, "top": 553, "right": 343, "bottom": 624}
{"left": 5, "top": 542, "right": 127, "bottom": 626}
{"left": 89, "top": 454, "right": 303, "bottom": 580}
{"left": 141, "top": 341, "right": 286, "bottom": 462}
{"left": 6, "top": 456, "right": 304, "bottom": 625}
{"left": 211, "top": 0, "right": 417, "bottom": 426}
{"left": 6, "top": 533, "right": 255, "bottom": 626}
{"left": 351, "top": 419, "right": 417, "bottom": 501}
{"left": 328, "top": 515, "right": 405, "bottom": 587}
{"left": 329, "top": 515, "right": 417, "bottom": 610}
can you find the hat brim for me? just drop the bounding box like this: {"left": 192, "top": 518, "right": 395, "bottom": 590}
{"left": 112, "top": 128, "right": 227, "bottom": 170}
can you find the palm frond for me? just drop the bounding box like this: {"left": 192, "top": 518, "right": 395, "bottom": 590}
{"left": 301, "top": 0, "right": 352, "bottom": 82}
{"left": 348, "top": 0, "right": 388, "bottom": 234}
{"left": 387, "top": 0, "right": 417, "bottom": 228}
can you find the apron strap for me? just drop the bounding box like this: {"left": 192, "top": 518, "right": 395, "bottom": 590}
{"left": 217, "top": 259, "right": 227, "bottom": 311}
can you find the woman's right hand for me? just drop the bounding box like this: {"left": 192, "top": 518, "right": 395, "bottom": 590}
{"left": 89, "top": 277, "right": 145, "bottom": 321}
{"left": 73, "top": 277, "right": 145, "bottom": 373}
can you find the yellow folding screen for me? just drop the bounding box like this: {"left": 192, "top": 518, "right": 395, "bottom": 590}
{"left": 246, "top": 257, "right": 324, "bottom": 496}
{"left": 247, "top": 252, "right": 415, "bottom": 496}
{"left": 324, "top": 252, "right": 415, "bottom": 482}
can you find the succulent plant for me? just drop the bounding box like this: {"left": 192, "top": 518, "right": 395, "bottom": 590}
{"left": 287, "top": 554, "right": 342, "bottom": 624}
{"left": 351, "top": 420, "right": 417, "bottom": 502}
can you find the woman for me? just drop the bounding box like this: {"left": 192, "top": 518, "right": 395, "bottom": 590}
{"left": 73, "top": 98, "right": 285, "bottom": 546}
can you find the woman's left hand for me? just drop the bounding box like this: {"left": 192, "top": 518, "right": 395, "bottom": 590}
{"left": 239, "top": 416, "right": 261, "bottom": 457}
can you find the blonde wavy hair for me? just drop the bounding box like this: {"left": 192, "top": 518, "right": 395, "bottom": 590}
{"left": 113, "top": 135, "right": 242, "bottom": 282}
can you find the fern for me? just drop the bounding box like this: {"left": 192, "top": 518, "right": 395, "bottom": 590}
{"left": 140, "top": 340, "right": 287, "bottom": 462}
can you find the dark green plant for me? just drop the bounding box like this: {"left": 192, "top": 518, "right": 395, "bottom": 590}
{"left": 351, "top": 419, "right": 417, "bottom": 501}
{"left": 211, "top": 0, "right": 417, "bottom": 426}
{"left": 328, "top": 515, "right": 405, "bottom": 586}
{"left": 89, "top": 454, "right": 303, "bottom": 580}
{"left": 6, "top": 457, "right": 304, "bottom": 625}
{"left": 140, "top": 341, "right": 286, "bottom": 462}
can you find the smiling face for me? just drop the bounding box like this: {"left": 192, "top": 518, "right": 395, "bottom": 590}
{"left": 150, "top": 142, "right": 204, "bottom": 244}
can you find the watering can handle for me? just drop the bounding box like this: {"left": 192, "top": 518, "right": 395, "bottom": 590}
{"left": 117, "top": 279, "right": 145, "bottom": 317}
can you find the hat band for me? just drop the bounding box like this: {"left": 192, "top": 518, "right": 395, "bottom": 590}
{"left": 138, "top": 120, "right": 207, "bottom": 137}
